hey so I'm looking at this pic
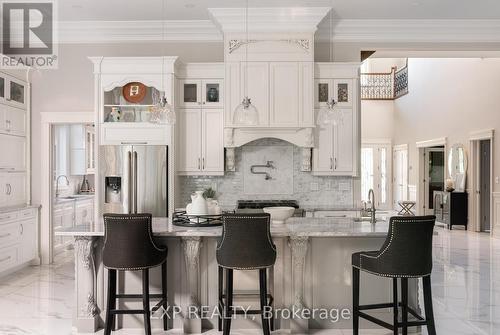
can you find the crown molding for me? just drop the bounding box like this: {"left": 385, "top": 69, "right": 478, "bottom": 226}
{"left": 58, "top": 20, "right": 222, "bottom": 43}
{"left": 316, "top": 19, "right": 500, "bottom": 43}
{"left": 55, "top": 18, "right": 500, "bottom": 44}
{"left": 208, "top": 7, "right": 331, "bottom": 33}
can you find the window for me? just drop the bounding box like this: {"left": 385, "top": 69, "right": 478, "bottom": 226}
{"left": 361, "top": 143, "right": 392, "bottom": 209}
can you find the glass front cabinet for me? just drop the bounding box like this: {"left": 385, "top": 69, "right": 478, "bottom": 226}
{"left": 314, "top": 79, "right": 353, "bottom": 108}
{"left": 179, "top": 79, "right": 223, "bottom": 108}
{"left": 0, "top": 73, "right": 28, "bottom": 109}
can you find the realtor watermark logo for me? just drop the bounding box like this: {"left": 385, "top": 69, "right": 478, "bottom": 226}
{"left": 1, "top": 0, "right": 58, "bottom": 69}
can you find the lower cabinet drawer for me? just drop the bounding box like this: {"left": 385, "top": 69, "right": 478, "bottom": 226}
{"left": 18, "top": 208, "right": 36, "bottom": 219}
{"left": 0, "top": 222, "right": 21, "bottom": 248}
{"left": 0, "top": 245, "right": 19, "bottom": 273}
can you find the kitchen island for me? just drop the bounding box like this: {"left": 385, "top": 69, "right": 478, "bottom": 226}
{"left": 57, "top": 216, "right": 421, "bottom": 333}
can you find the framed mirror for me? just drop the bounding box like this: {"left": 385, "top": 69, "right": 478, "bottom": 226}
{"left": 448, "top": 144, "right": 467, "bottom": 192}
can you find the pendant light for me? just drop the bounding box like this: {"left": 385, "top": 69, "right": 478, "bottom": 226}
{"left": 316, "top": 3, "right": 342, "bottom": 126}
{"left": 151, "top": 0, "right": 176, "bottom": 125}
{"left": 233, "top": 0, "right": 259, "bottom": 126}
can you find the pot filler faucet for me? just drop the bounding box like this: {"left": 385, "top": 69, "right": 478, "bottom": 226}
{"left": 250, "top": 161, "right": 275, "bottom": 180}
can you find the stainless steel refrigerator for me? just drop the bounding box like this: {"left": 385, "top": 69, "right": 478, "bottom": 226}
{"left": 100, "top": 145, "right": 168, "bottom": 217}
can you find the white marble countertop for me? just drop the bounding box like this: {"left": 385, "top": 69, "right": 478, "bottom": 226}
{"left": 55, "top": 216, "right": 391, "bottom": 238}
{"left": 0, "top": 204, "right": 40, "bottom": 214}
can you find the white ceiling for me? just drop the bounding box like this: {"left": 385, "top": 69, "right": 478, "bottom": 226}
{"left": 60, "top": 0, "right": 500, "bottom": 21}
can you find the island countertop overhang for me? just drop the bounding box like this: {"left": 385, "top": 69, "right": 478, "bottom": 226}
{"left": 55, "top": 216, "right": 392, "bottom": 238}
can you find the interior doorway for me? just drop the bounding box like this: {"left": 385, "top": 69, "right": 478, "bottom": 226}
{"left": 479, "top": 139, "right": 491, "bottom": 232}
{"left": 423, "top": 146, "right": 445, "bottom": 215}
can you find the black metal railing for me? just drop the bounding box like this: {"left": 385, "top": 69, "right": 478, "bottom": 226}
{"left": 361, "top": 66, "right": 408, "bottom": 100}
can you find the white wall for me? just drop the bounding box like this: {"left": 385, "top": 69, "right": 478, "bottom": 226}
{"left": 361, "top": 100, "right": 395, "bottom": 140}
{"left": 378, "top": 58, "right": 500, "bottom": 192}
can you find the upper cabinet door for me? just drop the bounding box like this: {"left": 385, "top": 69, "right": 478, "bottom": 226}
{"left": 0, "top": 134, "right": 25, "bottom": 171}
{"left": 333, "top": 79, "right": 353, "bottom": 107}
{"left": 202, "top": 109, "right": 224, "bottom": 173}
{"left": 313, "top": 118, "right": 334, "bottom": 173}
{"left": 241, "top": 62, "right": 269, "bottom": 126}
{"left": 0, "top": 74, "right": 6, "bottom": 104}
{"left": 314, "top": 79, "right": 333, "bottom": 108}
{"left": 269, "top": 62, "right": 299, "bottom": 127}
{"left": 177, "top": 109, "right": 202, "bottom": 172}
{"left": 333, "top": 109, "right": 354, "bottom": 172}
{"left": 4, "top": 106, "right": 26, "bottom": 136}
{"left": 201, "top": 80, "right": 223, "bottom": 108}
{"left": 7, "top": 76, "right": 27, "bottom": 110}
{"left": 179, "top": 79, "right": 202, "bottom": 108}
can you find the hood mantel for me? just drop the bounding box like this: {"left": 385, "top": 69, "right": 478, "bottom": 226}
{"left": 224, "top": 127, "right": 314, "bottom": 148}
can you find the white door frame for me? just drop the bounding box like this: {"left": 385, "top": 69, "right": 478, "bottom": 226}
{"left": 40, "top": 112, "right": 94, "bottom": 264}
{"left": 469, "top": 129, "right": 494, "bottom": 233}
{"left": 416, "top": 137, "right": 447, "bottom": 215}
{"left": 393, "top": 144, "right": 409, "bottom": 210}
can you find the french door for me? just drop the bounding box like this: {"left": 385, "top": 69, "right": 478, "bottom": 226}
{"left": 361, "top": 142, "right": 391, "bottom": 210}
{"left": 393, "top": 145, "right": 409, "bottom": 210}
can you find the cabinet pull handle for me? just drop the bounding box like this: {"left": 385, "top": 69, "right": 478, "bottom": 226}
{"left": 330, "top": 158, "right": 333, "bottom": 170}
{"left": 0, "top": 256, "right": 11, "bottom": 262}
{"left": 198, "top": 158, "right": 201, "bottom": 170}
{"left": 0, "top": 233, "right": 11, "bottom": 238}
{"left": 334, "top": 158, "right": 337, "bottom": 170}
{"left": 19, "top": 224, "right": 23, "bottom": 235}
{"left": 202, "top": 158, "right": 205, "bottom": 170}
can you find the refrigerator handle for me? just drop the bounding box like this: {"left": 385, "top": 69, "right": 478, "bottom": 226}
{"left": 134, "top": 151, "right": 138, "bottom": 214}
{"left": 128, "top": 151, "right": 132, "bottom": 214}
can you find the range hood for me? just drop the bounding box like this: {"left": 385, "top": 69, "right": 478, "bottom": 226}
{"left": 210, "top": 7, "right": 330, "bottom": 171}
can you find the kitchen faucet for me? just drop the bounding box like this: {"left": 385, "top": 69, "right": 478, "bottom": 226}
{"left": 367, "top": 189, "right": 376, "bottom": 223}
{"left": 56, "top": 175, "right": 69, "bottom": 198}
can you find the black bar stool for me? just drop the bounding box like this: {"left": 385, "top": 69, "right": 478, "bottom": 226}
{"left": 216, "top": 213, "right": 276, "bottom": 335}
{"left": 352, "top": 215, "right": 437, "bottom": 335}
{"left": 103, "top": 213, "right": 168, "bottom": 335}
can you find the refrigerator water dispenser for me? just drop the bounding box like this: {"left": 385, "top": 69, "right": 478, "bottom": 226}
{"left": 105, "top": 177, "right": 122, "bottom": 203}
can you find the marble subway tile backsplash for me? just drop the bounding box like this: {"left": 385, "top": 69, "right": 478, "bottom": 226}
{"left": 178, "top": 139, "right": 353, "bottom": 210}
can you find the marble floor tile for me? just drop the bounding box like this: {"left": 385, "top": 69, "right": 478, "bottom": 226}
{"left": 1, "top": 227, "right": 500, "bottom": 334}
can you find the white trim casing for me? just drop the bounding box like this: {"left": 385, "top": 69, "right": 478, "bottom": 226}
{"left": 469, "top": 129, "right": 494, "bottom": 141}
{"left": 40, "top": 112, "right": 95, "bottom": 265}
{"left": 416, "top": 137, "right": 447, "bottom": 148}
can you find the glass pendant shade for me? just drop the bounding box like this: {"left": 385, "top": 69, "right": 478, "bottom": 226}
{"left": 233, "top": 97, "right": 259, "bottom": 125}
{"left": 316, "top": 99, "right": 342, "bottom": 125}
{"left": 151, "top": 94, "right": 176, "bottom": 125}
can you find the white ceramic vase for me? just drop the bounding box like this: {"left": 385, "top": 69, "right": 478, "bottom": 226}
{"left": 186, "top": 191, "right": 208, "bottom": 215}
{"left": 207, "top": 198, "right": 222, "bottom": 215}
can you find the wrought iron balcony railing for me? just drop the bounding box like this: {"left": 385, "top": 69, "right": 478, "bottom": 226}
{"left": 361, "top": 66, "right": 408, "bottom": 100}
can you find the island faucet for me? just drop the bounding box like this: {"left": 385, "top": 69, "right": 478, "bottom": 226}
{"left": 368, "top": 188, "right": 376, "bottom": 223}
{"left": 56, "top": 175, "right": 69, "bottom": 198}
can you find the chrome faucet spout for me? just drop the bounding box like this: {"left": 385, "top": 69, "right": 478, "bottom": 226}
{"left": 56, "top": 175, "right": 70, "bottom": 198}
{"left": 368, "top": 189, "right": 376, "bottom": 223}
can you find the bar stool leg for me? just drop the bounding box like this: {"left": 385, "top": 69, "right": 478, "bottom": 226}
{"left": 352, "top": 267, "right": 360, "bottom": 335}
{"left": 393, "top": 277, "right": 398, "bottom": 335}
{"left": 223, "top": 269, "right": 233, "bottom": 335}
{"left": 218, "top": 266, "right": 223, "bottom": 331}
{"left": 161, "top": 260, "right": 168, "bottom": 331}
{"left": 143, "top": 269, "right": 152, "bottom": 335}
{"left": 423, "top": 276, "right": 437, "bottom": 335}
{"left": 401, "top": 278, "right": 408, "bottom": 335}
{"left": 105, "top": 269, "right": 117, "bottom": 335}
{"left": 259, "top": 269, "right": 270, "bottom": 335}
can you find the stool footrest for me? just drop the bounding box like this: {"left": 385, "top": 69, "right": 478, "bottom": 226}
{"left": 110, "top": 309, "right": 146, "bottom": 315}
{"left": 151, "top": 299, "right": 167, "bottom": 313}
{"left": 358, "top": 303, "right": 393, "bottom": 310}
{"left": 115, "top": 293, "right": 163, "bottom": 299}
{"left": 357, "top": 311, "right": 394, "bottom": 331}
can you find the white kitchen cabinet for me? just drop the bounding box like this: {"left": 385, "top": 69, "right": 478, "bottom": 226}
{"left": 178, "top": 108, "right": 224, "bottom": 175}
{"left": 0, "top": 105, "right": 26, "bottom": 136}
{"left": 270, "top": 62, "right": 299, "bottom": 126}
{"left": 179, "top": 79, "right": 223, "bottom": 109}
{"left": 100, "top": 123, "right": 171, "bottom": 145}
{"left": 70, "top": 124, "right": 95, "bottom": 175}
{"left": 315, "top": 78, "right": 353, "bottom": 108}
{"left": 0, "top": 173, "right": 26, "bottom": 207}
{"left": 53, "top": 202, "right": 74, "bottom": 253}
{"left": 225, "top": 61, "right": 314, "bottom": 128}
{"left": 0, "top": 134, "right": 25, "bottom": 171}
{"left": 75, "top": 199, "right": 94, "bottom": 226}
{"left": 6, "top": 76, "right": 27, "bottom": 110}
{"left": 0, "top": 207, "right": 38, "bottom": 276}
{"left": 313, "top": 109, "right": 355, "bottom": 176}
